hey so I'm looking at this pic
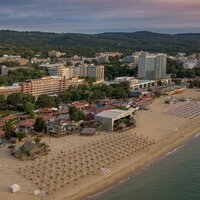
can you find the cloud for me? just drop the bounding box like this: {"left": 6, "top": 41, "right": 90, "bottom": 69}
{"left": 0, "top": 0, "right": 199, "bottom": 33}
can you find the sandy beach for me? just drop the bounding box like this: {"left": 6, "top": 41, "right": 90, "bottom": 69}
{"left": 0, "top": 88, "right": 200, "bottom": 200}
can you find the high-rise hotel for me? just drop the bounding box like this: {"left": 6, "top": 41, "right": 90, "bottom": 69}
{"left": 138, "top": 52, "right": 167, "bottom": 80}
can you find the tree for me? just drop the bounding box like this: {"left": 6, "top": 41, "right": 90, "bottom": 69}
{"left": 100, "top": 84, "right": 113, "bottom": 97}
{"left": 7, "top": 93, "right": 35, "bottom": 111}
{"left": 34, "top": 135, "right": 41, "bottom": 144}
{"left": 59, "top": 92, "right": 71, "bottom": 103}
{"left": 3, "top": 120, "right": 16, "bottom": 139}
{"left": 24, "top": 102, "right": 34, "bottom": 118}
{"left": 34, "top": 117, "right": 45, "bottom": 132}
{"left": 16, "top": 132, "right": 26, "bottom": 141}
{"left": 112, "top": 87, "right": 128, "bottom": 99}
{"left": 68, "top": 88, "right": 81, "bottom": 101}
{"left": 53, "top": 96, "right": 61, "bottom": 108}
{"left": 174, "top": 80, "right": 181, "bottom": 85}
{"left": 89, "top": 90, "right": 106, "bottom": 103}
{"left": 84, "top": 76, "right": 97, "bottom": 85}
{"left": 36, "top": 94, "right": 55, "bottom": 108}
{"left": 69, "top": 107, "right": 85, "bottom": 122}
{"left": 119, "top": 81, "right": 131, "bottom": 93}
{"left": 0, "top": 66, "right": 49, "bottom": 86}
{"left": 157, "top": 80, "right": 163, "bottom": 86}
{"left": 154, "top": 90, "right": 162, "bottom": 98}
{"left": 0, "top": 94, "right": 6, "bottom": 110}
{"left": 186, "top": 69, "right": 196, "bottom": 78}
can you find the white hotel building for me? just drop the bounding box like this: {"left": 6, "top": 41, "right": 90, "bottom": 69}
{"left": 138, "top": 52, "right": 167, "bottom": 80}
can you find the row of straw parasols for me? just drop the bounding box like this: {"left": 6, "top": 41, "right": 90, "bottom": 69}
{"left": 19, "top": 132, "right": 155, "bottom": 194}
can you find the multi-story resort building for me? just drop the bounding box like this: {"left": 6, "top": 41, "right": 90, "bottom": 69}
{"left": 0, "top": 77, "right": 84, "bottom": 97}
{"left": 48, "top": 64, "right": 105, "bottom": 81}
{"left": 48, "top": 50, "right": 65, "bottom": 58}
{"left": 0, "top": 85, "right": 22, "bottom": 96}
{"left": 95, "top": 52, "right": 123, "bottom": 57}
{"left": 138, "top": 52, "right": 167, "bottom": 80}
{"left": 48, "top": 66, "right": 70, "bottom": 79}
{"left": 22, "top": 77, "right": 84, "bottom": 98}
{"left": 85, "top": 65, "right": 104, "bottom": 81}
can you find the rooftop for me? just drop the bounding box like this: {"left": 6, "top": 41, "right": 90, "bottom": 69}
{"left": 95, "top": 109, "right": 135, "bottom": 119}
{"left": 0, "top": 85, "right": 21, "bottom": 89}
{"left": 1, "top": 115, "right": 19, "bottom": 121}
{"left": 0, "top": 130, "right": 5, "bottom": 138}
{"left": 17, "top": 119, "right": 36, "bottom": 127}
{"left": 139, "top": 80, "right": 155, "bottom": 83}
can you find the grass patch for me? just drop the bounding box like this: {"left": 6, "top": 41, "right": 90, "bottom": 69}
{"left": 0, "top": 110, "right": 19, "bottom": 117}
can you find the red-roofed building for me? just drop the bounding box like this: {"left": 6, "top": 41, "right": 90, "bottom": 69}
{"left": 84, "top": 105, "right": 114, "bottom": 115}
{"left": 84, "top": 105, "right": 115, "bottom": 121}
{"left": 70, "top": 102, "right": 89, "bottom": 109}
{"left": 136, "top": 97, "right": 152, "bottom": 107}
{"left": 95, "top": 105, "right": 115, "bottom": 113}
{"left": 16, "top": 119, "right": 36, "bottom": 133}
{"left": 39, "top": 115, "right": 55, "bottom": 122}
{"left": 0, "top": 130, "right": 5, "bottom": 138}
{"left": 19, "top": 115, "right": 29, "bottom": 121}
{"left": 0, "top": 120, "right": 4, "bottom": 128}
{"left": 1, "top": 115, "right": 19, "bottom": 122}
{"left": 39, "top": 108, "right": 53, "bottom": 115}
{"left": 57, "top": 109, "right": 69, "bottom": 115}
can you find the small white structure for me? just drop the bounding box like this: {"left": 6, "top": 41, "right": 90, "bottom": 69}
{"left": 172, "top": 127, "right": 179, "bottom": 133}
{"left": 10, "top": 184, "right": 20, "bottom": 193}
{"left": 33, "top": 189, "right": 40, "bottom": 195}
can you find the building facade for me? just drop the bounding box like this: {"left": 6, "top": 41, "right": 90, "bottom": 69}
{"left": 48, "top": 64, "right": 104, "bottom": 81}
{"left": 22, "top": 77, "right": 84, "bottom": 98}
{"left": 85, "top": 65, "right": 104, "bottom": 81}
{"left": 48, "top": 50, "right": 65, "bottom": 58}
{"left": 1, "top": 65, "right": 8, "bottom": 75}
{"left": 0, "top": 55, "right": 29, "bottom": 66}
{"left": 138, "top": 52, "right": 167, "bottom": 80}
{"left": 96, "top": 52, "right": 123, "bottom": 57}
{"left": 0, "top": 85, "right": 22, "bottom": 96}
{"left": 48, "top": 66, "right": 70, "bottom": 79}
{"left": 155, "top": 54, "right": 167, "bottom": 79}
{"left": 95, "top": 109, "right": 135, "bottom": 131}
{"left": 114, "top": 77, "right": 157, "bottom": 90}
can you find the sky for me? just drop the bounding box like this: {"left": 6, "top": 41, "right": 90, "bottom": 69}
{"left": 0, "top": 0, "right": 200, "bottom": 34}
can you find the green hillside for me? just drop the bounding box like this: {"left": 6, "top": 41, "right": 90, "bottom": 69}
{"left": 0, "top": 30, "right": 200, "bottom": 57}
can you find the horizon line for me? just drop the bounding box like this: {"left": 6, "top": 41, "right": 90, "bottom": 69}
{"left": 0, "top": 29, "right": 200, "bottom": 35}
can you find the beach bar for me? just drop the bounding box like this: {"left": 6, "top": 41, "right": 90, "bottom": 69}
{"left": 95, "top": 108, "right": 135, "bottom": 131}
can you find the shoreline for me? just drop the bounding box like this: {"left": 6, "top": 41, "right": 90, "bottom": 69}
{"left": 66, "top": 119, "right": 200, "bottom": 200}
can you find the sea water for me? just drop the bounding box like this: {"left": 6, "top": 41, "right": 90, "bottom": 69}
{"left": 90, "top": 133, "right": 200, "bottom": 200}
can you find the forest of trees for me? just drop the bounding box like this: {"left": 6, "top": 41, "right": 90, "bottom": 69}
{"left": 105, "top": 57, "right": 137, "bottom": 80}
{"left": 166, "top": 59, "right": 200, "bottom": 78}
{"left": 1, "top": 30, "right": 200, "bottom": 57}
{"left": 0, "top": 66, "right": 49, "bottom": 86}
{"left": 59, "top": 82, "right": 130, "bottom": 103}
